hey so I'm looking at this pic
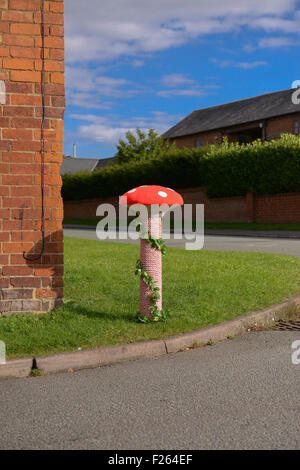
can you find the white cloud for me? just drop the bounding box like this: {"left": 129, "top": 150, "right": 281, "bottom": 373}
{"left": 132, "top": 59, "right": 145, "bottom": 67}
{"left": 66, "top": 65, "right": 147, "bottom": 109}
{"left": 69, "top": 111, "right": 183, "bottom": 145}
{"left": 251, "top": 15, "right": 300, "bottom": 33}
{"left": 65, "top": 0, "right": 298, "bottom": 64}
{"left": 157, "top": 88, "right": 208, "bottom": 98}
{"left": 66, "top": 66, "right": 131, "bottom": 95}
{"left": 161, "top": 74, "right": 196, "bottom": 87}
{"left": 257, "top": 36, "right": 298, "bottom": 47}
{"left": 211, "top": 58, "right": 267, "bottom": 68}
{"left": 66, "top": 65, "right": 216, "bottom": 108}
{"left": 237, "top": 61, "right": 267, "bottom": 69}
{"left": 158, "top": 74, "right": 218, "bottom": 98}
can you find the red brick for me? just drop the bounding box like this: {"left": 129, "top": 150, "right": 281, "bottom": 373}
{"left": 36, "top": 36, "right": 64, "bottom": 48}
{"left": 11, "top": 141, "right": 41, "bottom": 151}
{"left": 0, "top": 255, "right": 9, "bottom": 265}
{"left": 3, "top": 58, "right": 34, "bottom": 70}
{"left": 50, "top": 25, "right": 64, "bottom": 37}
{"left": 12, "top": 117, "right": 42, "bottom": 128}
{"left": 10, "top": 277, "right": 41, "bottom": 287}
{"left": 34, "top": 12, "right": 64, "bottom": 25}
{"left": 9, "top": 0, "right": 41, "bottom": 10}
{"left": 50, "top": 72, "right": 64, "bottom": 84}
{"left": 10, "top": 46, "right": 42, "bottom": 59}
{"left": 0, "top": 22, "right": 9, "bottom": 33}
{"left": 0, "top": 232, "right": 10, "bottom": 242}
{"left": 2, "top": 266, "right": 33, "bottom": 276}
{"left": 2, "top": 33, "right": 33, "bottom": 46}
{"left": 49, "top": 48, "right": 64, "bottom": 60}
{"left": 10, "top": 22, "right": 41, "bottom": 35}
{"left": 0, "top": 186, "right": 10, "bottom": 196}
{"left": 3, "top": 129, "right": 33, "bottom": 140}
{"left": 3, "top": 197, "right": 33, "bottom": 208}
{"left": 2, "top": 289, "right": 34, "bottom": 300}
{"left": 4, "top": 105, "right": 34, "bottom": 117}
{"left": 44, "top": 83, "right": 64, "bottom": 95}
{"left": 11, "top": 186, "right": 40, "bottom": 196}
{"left": 10, "top": 163, "right": 40, "bottom": 174}
{"left": 0, "top": 279, "right": 10, "bottom": 288}
{"left": 0, "top": 117, "right": 10, "bottom": 127}
{"left": 3, "top": 242, "right": 33, "bottom": 253}
{"left": 0, "top": 46, "right": 9, "bottom": 57}
{"left": 11, "top": 94, "right": 41, "bottom": 105}
{"left": 10, "top": 70, "right": 41, "bottom": 82}
{"left": 3, "top": 174, "right": 33, "bottom": 185}
{"left": 0, "top": 140, "right": 10, "bottom": 150}
{"left": 2, "top": 10, "right": 33, "bottom": 22}
{"left": 5, "top": 81, "right": 33, "bottom": 93}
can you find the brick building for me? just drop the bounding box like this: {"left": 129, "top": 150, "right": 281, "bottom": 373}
{"left": 164, "top": 89, "right": 300, "bottom": 148}
{"left": 0, "top": 0, "right": 65, "bottom": 315}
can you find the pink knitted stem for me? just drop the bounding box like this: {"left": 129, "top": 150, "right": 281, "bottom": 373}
{"left": 140, "top": 213, "right": 162, "bottom": 319}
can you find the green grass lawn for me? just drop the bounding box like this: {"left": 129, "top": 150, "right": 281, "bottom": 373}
{"left": 64, "top": 218, "right": 300, "bottom": 231}
{"left": 1, "top": 236, "right": 300, "bottom": 358}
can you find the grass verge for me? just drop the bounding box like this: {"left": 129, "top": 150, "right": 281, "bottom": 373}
{"left": 1, "top": 236, "right": 300, "bottom": 358}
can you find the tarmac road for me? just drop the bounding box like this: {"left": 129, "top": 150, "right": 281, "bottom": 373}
{"left": 64, "top": 228, "right": 300, "bottom": 258}
{"left": 0, "top": 331, "right": 299, "bottom": 450}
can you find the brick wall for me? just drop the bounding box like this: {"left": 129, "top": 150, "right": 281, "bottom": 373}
{"left": 0, "top": 0, "right": 65, "bottom": 315}
{"left": 64, "top": 188, "right": 300, "bottom": 224}
{"left": 64, "top": 188, "right": 251, "bottom": 224}
{"left": 255, "top": 193, "right": 300, "bottom": 223}
{"left": 171, "top": 130, "right": 223, "bottom": 149}
{"left": 65, "top": 196, "right": 120, "bottom": 221}
{"left": 266, "top": 113, "right": 299, "bottom": 140}
{"left": 170, "top": 113, "right": 300, "bottom": 148}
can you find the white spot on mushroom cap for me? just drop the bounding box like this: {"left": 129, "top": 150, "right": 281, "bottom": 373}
{"left": 158, "top": 191, "right": 167, "bottom": 198}
{"left": 128, "top": 188, "right": 136, "bottom": 193}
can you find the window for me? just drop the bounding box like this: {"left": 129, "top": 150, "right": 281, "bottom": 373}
{"left": 195, "top": 138, "right": 205, "bottom": 148}
{"left": 294, "top": 121, "right": 299, "bottom": 135}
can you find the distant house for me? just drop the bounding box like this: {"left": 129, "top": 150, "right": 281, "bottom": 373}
{"left": 60, "top": 156, "right": 117, "bottom": 175}
{"left": 163, "top": 88, "right": 300, "bottom": 148}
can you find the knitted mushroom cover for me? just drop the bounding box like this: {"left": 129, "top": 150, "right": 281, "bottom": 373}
{"left": 120, "top": 185, "right": 183, "bottom": 320}
{"left": 120, "top": 185, "right": 183, "bottom": 206}
{"left": 140, "top": 213, "right": 162, "bottom": 315}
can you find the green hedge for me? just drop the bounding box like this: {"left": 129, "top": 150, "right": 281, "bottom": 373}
{"left": 62, "top": 134, "right": 300, "bottom": 200}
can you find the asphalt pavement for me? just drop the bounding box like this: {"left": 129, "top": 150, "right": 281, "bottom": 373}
{"left": 0, "top": 331, "right": 299, "bottom": 449}
{"left": 64, "top": 227, "right": 300, "bottom": 258}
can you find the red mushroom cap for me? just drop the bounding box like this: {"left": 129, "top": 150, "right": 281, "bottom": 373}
{"left": 120, "top": 185, "right": 183, "bottom": 206}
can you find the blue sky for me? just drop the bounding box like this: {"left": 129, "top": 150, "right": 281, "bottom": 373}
{"left": 64, "top": 0, "right": 300, "bottom": 159}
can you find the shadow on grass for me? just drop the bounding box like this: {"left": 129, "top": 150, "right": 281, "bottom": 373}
{"left": 59, "top": 300, "right": 136, "bottom": 323}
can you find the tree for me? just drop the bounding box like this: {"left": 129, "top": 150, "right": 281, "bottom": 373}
{"left": 116, "top": 128, "right": 176, "bottom": 165}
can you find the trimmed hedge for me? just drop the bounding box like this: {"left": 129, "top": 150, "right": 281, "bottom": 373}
{"left": 62, "top": 134, "right": 300, "bottom": 201}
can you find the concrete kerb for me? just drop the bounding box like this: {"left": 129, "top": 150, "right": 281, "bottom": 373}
{"left": 0, "top": 357, "right": 33, "bottom": 380}
{"left": 36, "top": 340, "right": 167, "bottom": 375}
{"left": 0, "top": 293, "right": 299, "bottom": 379}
